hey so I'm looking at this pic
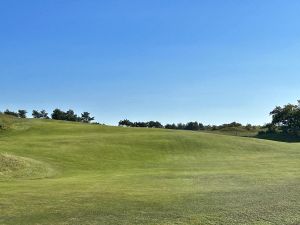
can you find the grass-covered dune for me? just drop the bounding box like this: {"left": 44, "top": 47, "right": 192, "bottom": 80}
{"left": 0, "top": 115, "right": 299, "bottom": 225}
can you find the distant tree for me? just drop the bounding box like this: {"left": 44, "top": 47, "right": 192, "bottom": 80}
{"left": 119, "top": 119, "right": 163, "bottom": 128}
{"left": 119, "top": 119, "right": 133, "bottom": 127}
{"left": 212, "top": 125, "right": 218, "bottom": 130}
{"left": 65, "top": 109, "right": 79, "bottom": 121}
{"left": 51, "top": 109, "right": 66, "bottom": 120}
{"left": 118, "top": 119, "right": 207, "bottom": 130}
{"left": 81, "top": 112, "right": 94, "bottom": 123}
{"left": 156, "top": 121, "right": 163, "bottom": 128}
{"left": 185, "top": 121, "right": 202, "bottom": 131}
{"left": 198, "top": 122, "right": 204, "bottom": 130}
{"left": 18, "top": 110, "right": 27, "bottom": 118}
{"left": 147, "top": 121, "right": 155, "bottom": 128}
{"left": 219, "top": 122, "right": 242, "bottom": 129}
{"left": 204, "top": 125, "right": 212, "bottom": 130}
{"left": 165, "top": 123, "right": 177, "bottom": 129}
{"left": 40, "top": 110, "right": 49, "bottom": 119}
{"left": 32, "top": 110, "right": 42, "bottom": 118}
{"left": 148, "top": 121, "right": 163, "bottom": 128}
{"left": 230, "top": 122, "right": 242, "bottom": 127}
{"left": 4, "top": 109, "right": 19, "bottom": 117}
{"left": 133, "top": 121, "right": 147, "bottom": 127}
{"left": 177, "top": 123, "right": 186, "bottom": 130}
{"left": 32, "top": 110, "right": 48, "bottom": 119}
{"left": 245, "top": 124, "right": 252, "bottom": 131}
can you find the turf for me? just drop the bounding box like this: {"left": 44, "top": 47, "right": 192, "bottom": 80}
{"left": 0, "top": 115, "right": 299, "bottom": 225}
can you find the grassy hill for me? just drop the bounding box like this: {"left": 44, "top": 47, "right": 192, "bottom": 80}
{"left": 0, "top": 115, "right": 299, "bottom": 225}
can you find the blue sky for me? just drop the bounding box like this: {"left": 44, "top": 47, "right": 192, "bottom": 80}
{"left": 1, "top": 1, "right": 300, "bottom": 125}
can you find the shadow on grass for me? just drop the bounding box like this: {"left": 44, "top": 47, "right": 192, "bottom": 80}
{"left": 255, "top": 133, "right": 300, "bottom": 143}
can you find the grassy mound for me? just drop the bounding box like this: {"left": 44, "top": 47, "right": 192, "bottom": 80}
{"left": 0, "top": 153, "right": 54, "bottom": 180}
{"left": 0, "top": 117, "right": 299, "bottom": 225}
{"left": 0, "top": 114, "right": 31, "bottom": 131}
{"left": 0, "top": 114, "right": 15, "bottom": 130}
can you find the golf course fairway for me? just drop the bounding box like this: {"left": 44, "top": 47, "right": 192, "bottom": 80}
{"left": 0, "top": 115, "right": 299, "bottom": 225}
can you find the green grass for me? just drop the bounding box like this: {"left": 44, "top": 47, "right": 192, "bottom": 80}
{"left": 0, "top": 153, "right": 54, "bottom": 180}
{"left": 0, "top": 115, "right": 299, "bottom": 225}
{"left": 206, "top": 126, "right": 262, "bottom": 137}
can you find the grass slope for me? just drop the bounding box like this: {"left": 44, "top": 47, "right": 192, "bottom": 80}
{"left": 0, "top": 153, "right": 54, "bottom": 180}
{"left": 0, "top": 115, "right": 299, "bottom": 225}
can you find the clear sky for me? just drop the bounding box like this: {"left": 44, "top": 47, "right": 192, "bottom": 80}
{"left": 1, "top": 1, "right": 300, "bottom": 125}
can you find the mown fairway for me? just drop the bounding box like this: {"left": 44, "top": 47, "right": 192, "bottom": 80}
{"left": 0, "top": 116, "right": 299, "bottom": 225}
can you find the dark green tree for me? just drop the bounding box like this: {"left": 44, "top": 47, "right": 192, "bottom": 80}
{"left": 40, "top": 110, "right": 49, "bottom": 119}
{"left": 32, "top": 110, "right": 41, "bottom": 118}
{"left": 65, "top": 110, "right": 79, "bottom": 121}
{"left": 51, "top": 109, "right": 66, "bottom": 120}
{"left": 177, "top": 123, "right": 186, "bottom": 130}
{"left": 165, "top": 123, "right": 177, "bottom": 129}
{"left": 185, "top": 122, "right": 201, "bottom": 131}
{"left": 18, "top": 110, "right": 27, "bottom": 118}
{"left": 81, "top": 112, "right": 94, "bottom": 123}
{"left": 148, "top": 121, "right": 163, "bottom": 128}
{"left": 32, "top": 110, "right": 48, "bottom": 119}
{"left": 119, "top": 119, "right": 133, "bottom": 127}
{"left": 269, "top": 101, "right": 300, "bottom": 135}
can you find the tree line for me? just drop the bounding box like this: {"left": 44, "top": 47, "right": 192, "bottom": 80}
{"left": 119, "top": 119, "right": 163, "bottom": 128}
{"left": 1, "top": 109, "right": 95, "bottom": 123}
{"left": 119, "top": 119, "right": 257, "bottom": 131}
{"left": 4, "top": 99, "right": 300, "bottom": 136}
